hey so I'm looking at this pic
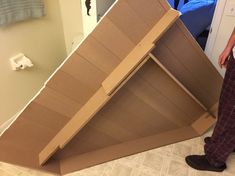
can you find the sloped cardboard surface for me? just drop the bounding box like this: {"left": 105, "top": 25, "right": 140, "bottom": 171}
{"left": 0, "top": 0, "right": 222, "bottom": 175}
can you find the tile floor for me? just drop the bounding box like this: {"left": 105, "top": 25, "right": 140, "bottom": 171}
{"left": 1, "top": 128, "right": 235, "bottom": 176}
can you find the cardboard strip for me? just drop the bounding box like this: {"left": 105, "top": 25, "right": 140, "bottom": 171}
{"left": 102, "top": 8, "right": 180, "bottom": 96}
{"left": 191, "top": 113, "right": 216, "bottom": 135}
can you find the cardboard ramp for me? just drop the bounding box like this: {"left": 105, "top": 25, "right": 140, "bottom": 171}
{"left": 0, "top": 0, "right": 223, "bottom": 175}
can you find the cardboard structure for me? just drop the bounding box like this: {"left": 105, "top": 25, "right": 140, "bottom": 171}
{"left": 0, "top": 0, "right": 223, "bottom": 175}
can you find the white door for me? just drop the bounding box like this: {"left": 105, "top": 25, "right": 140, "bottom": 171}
{"left": 205, "top": 0, "right": 235, "bottom": 76}
{"left": 205, "top": 0, "right": 227, "bottom": 59}
{"left": 80, "top": 0, "right": 116, "bottom": 36}
{"left": 81, "top": 0, "right": 98, "bottom": 36}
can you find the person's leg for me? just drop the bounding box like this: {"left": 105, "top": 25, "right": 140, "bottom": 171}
{"left": 206, "top": 55, "right": 235, "bottom": 143}
{"left": 205, "top": 128, "right": 235, "bottom": 167}
{"left": 185, "top": 54, "right": 235, "bottom": 171}
{"left": 205, "top": 56, "right": 235, "bottom": 166}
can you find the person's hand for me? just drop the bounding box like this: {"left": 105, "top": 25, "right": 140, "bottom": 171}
{"left": 218, "top": 47, "right": 232, "bottom": 69}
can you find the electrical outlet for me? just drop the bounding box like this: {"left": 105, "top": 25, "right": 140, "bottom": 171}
{"left": 225, "top": 3, "right": 235, "bottom": 16}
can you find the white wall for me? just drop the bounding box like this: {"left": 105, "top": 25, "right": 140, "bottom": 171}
{"left": 59, "top": 0, "right": 117, "bottom": 52}
{"left": 0, "top": 0, "right": 67, "bottom": 125}
{"left": 206, "top": 0, "right": 235, "bottom": 76}
{"left": 81, "top": 0, "right": 98, "bottom": 37}
{"left": 59, "top": 0, "right": 84, "bottom": 54}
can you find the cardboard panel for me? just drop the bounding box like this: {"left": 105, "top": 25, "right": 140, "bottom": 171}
{"left": 0, "top": 102, "right": 66, "bottom": 174}
{"left": 92, "top": 88, "right": 179, "bottom": 135}
{"left": 61, "top": 53, "right": 107, "bottom": 89}
{"left": 91, "top": 17, "right": 135, "bottom": 59}
{"left": 162, "top": 23, "right": 221, "bottom": 100}
{"left": 140, "top": 59, "right": 206, "bottom": 121}
{"left": 125, "top": 0, "right": 166, "bottom": 27}
{"left": 76, "top": 36, "right": 120, "bottom": 74}
{"left": 152, "top": 44, "right": 210, "bottom": 105}
{"left": 53, "top": 59, "right": 205, "bottom": 163}
{"left": 126, "top": 79, "right": 190, "bottom": 126}
{"left": 59, "top": 126, "right": 198, "bottom": 174}
{"left": 55, "top": 87, "right": 179, "bottom": 160}
{"left": 34, "top": 87, "right": 81, "bottom": 118}
{"left": 53, "top": 124, "right": 121, "bottom": 160}
{"left": 150, "top": 54, "right": 207, "bottom": 110}
{"left": 0, "top": 142, "right": 60, "bottom": 174}
{"left": 46, "top": 71, "right": 96, "bottom": 104}
{"left": 107, "top": 0, "right": 150, "bottom": 44}
{"left": 0, "top": 102, "right": 69, "bottom": 153}
{"left": 152, "top": 21, "right": 223, "bottom": 109}
{"left": 126, "top": 61, "right": 205, "bottom": 126}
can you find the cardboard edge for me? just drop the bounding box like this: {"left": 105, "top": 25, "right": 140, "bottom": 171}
{"left": 59, "top": 126, "right": 199, "bottom": 175}
{"left": 209, "top": 102, "right": 219, "bottom": 118}
{"left": 0, "top": 158, "right": 62, "bottom": 176}
{"left": 191, "top": 112, "right": 216, "bottom": 135}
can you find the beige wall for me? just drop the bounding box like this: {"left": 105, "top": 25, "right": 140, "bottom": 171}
{"left": 0, "top": 0, "right": 67, "bottom": 125}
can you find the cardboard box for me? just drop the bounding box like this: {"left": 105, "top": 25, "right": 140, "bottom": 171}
{"left": 0, "top": 0, "right": 222, "bottom": 175}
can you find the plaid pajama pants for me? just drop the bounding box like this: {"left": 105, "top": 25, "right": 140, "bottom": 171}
{"left": 205, "top": 53, "right": 235, "bottom": 167}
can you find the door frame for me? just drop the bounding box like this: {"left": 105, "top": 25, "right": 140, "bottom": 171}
{"left": 205, "top": 0, "right": 227, "bottom": 58}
